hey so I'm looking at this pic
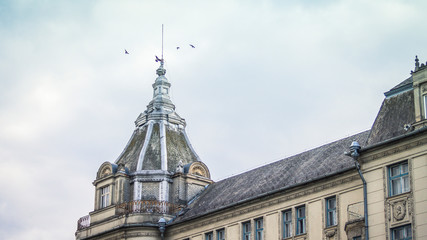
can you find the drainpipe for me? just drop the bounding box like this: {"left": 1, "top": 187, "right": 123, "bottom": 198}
{"left": 346, "top": 141, "right": 369, "bottom": 240}
{"left": 158, "top": 217, "right": 166, "bottom": 240}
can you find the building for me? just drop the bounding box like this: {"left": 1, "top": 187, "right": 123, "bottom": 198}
{"left": 76, "top": 57, "right": 427, "bottom": 240}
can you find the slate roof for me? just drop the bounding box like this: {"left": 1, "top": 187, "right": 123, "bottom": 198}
{"left": 115, "top": 127, "right": 147, "bottom": 172}
{"left": 367, "top": 89, "right": 415, "bottom": 146}
{"left": 115, "top": 123, "right": 200, "bottom": 172}
{"left": 173, "top": 130, "right": 370, "bottom": 223}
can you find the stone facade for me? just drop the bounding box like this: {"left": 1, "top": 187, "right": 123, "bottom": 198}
{"left": 76, "top": 57, "right": 427, "bottom": 240}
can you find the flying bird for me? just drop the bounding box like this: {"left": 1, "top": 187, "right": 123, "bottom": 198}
{"left": 125, "top": 49, "right": 129, "bottom": 54}
{"left": 155, "top": 55, "right": 162, "bottom": 62}
{"left": 177, "top": 47, "right": 180, "bottom": 50}
{"left": 189, "top": 44, "right": 195, "bottom": 48}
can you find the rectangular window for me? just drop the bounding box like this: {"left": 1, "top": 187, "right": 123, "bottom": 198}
{"left": 296, "top": 205, "right": 306, "bottom": 235}
{"left": 242, "top": 221, "right": 251, "bottom": 240}
{"left": 424, "top": 95, "right": 427, "bottom": 119}
{"left": 255, "top": 218, "right": 263, "bottom": 240}
{"left": 216, "top": 228, "right": 225, "bottom": 240}
{"left": 283, "top": 209, "right": 292, "bottom": 238}
{"left": 391, "top": 224, "right": 412, "bottom": 240}
{"left": 389, "top": 161, "right": 410, "bottom": 196}
{"left": 326, "top": 196, "right": 337, "bottom": 226}
{"left": 100, "top": 186, "right": 110, "bottom": 208}
{"left": 205, "top": 232, "right": 213, "bottom": 240}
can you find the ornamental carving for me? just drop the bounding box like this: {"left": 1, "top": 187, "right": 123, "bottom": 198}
{"left": 393, "top": 200, "right": 406, "bottom": 221}
{"left": 188, "top": 162, "right": 211, "bottom": 179}
{"left": 325, "top": 228, "right": 336, "bottom": 237}
{"left": 101, "top": 167, "right": 111, "bottom": 177}
{"left": 192, "top": 166, "right": 206, "bottom": 176}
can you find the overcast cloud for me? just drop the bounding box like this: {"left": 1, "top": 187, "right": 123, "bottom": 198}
{"left": 1, "top": 1, "right": 427, "bottom": 239}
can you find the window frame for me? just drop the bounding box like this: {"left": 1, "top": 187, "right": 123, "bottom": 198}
{"left": 255, "top": 218, "right": 263, "bottom": 240}
{"left": 242, "top": 221, "right": 251, "bottom": 240}
{"left": 100, "top": 185, "right": 110, "bottom": 208}
{"left": 205, "top": 232, "right": 213, "bottom": 240}
{"left": 391, "top": 224, "right": 412, "bottom": 240}
{"left": 296, "top": 205, "right": 306, "bottom": 235}
{"left": 423, "top": 94, "right": 427, "bottom": 119}
{"left": 283, "top": 209, "right": 292, "bottom": 238}
{"left": 388, "top": 161, "right": 410, "bottom": 197}
{"left": 216, "top": 228, "right": 225, "bottom": 240}
{"left": 326, "top": 196, "right": 337, "bottom": 227}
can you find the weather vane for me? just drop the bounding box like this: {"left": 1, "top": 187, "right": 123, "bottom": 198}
{"left": 155, "top": 24, "right": 165, "bottom": 64}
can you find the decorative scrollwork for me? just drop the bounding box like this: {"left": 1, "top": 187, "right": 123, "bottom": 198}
{"left": 393, "top": 200, "right": 406, "bottom": 221}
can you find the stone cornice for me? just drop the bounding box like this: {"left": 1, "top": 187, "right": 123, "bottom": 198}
{"left": 361, "top": 135, "right": 427, "bottom": 163}
{"left": 93, "top": 172, "right": 129, "bottom": 186}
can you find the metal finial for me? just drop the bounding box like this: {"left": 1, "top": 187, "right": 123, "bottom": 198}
{"left": 156, "top": 62, "right": 166, "bottom": 76}
{"left": 162, "top": 24, "right": 164, "bottom": 61}
{"left": 415, "top": 55, "right": 420, "bottom": 71}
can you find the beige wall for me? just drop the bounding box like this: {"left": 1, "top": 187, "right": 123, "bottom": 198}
{"left": 413, "top": 152, "right": 427, "bottom": 239}
{"left": 167, "top": 172, "right": 363, "bottom": 240}
{"left": 361, "top": 133, "right": 427, "bottom": 240}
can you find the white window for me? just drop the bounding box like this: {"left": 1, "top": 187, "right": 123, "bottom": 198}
{"left": 242, "top": 221, "right": 251, "bottom": 240}
{"left": 100, "top": 186, "right": 110, "bottom": 208}
{"left": 283, "top": 209, "right": 292, "bottom": 238}
{"left": 389, "top": 161, "right": 409, "bottom": 197}
{"left": 391, "top": 224, "right": 412, "bottom": 240}
{"left": 217, "top": 229, "right": 225, "bottom": 240}
{"left": 296, "top": 205, "right": 306, "bottom": 235}
{"left": 326, "top": 196, "right": 337, "bottom": 226}
{"left": 205, "top": 232, "right": 213, "bottom": 240}
{"left": 255, "top": 218, "right": 263, "bottom": 240}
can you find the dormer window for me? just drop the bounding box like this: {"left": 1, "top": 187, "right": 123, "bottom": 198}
{"left": 100, "top": 186, "right": 110, "bottom": 208}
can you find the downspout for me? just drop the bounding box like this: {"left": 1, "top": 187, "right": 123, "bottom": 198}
{"left": 346, "top": 141, "right": 369, "bottom": 240}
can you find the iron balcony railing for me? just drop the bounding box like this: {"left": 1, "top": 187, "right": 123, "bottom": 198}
{"left": 76, "top": 200, "right": 181, "bottom": 230}
{"left": 77, "top": 215, "right": 90, "bottom": 230}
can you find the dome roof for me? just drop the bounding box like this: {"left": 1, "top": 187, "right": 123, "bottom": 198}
{"left": 115, "top": 62, "right": 202, "bottom": 174}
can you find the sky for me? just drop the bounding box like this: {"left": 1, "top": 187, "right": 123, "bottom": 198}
{"left": 1, "top": 0, "right": 427, "bottom": 239}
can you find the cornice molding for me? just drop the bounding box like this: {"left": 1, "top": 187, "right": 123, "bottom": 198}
{"left": 362, "top": 137, "right": 427, "bottom": 162}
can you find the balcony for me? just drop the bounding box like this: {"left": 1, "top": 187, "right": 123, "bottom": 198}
{"left": 77, "top": 200, "right": 181, "bottom": 230}
{"left": 77, "top": 215, "right": 90, "bottom": 230}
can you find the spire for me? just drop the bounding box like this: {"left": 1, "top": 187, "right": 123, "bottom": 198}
{"left": 152, "top": 24, "right": 171, "bottom": 104}
{"left": 134, "top": 24, "right": 186, "bottom": 128}
{"left": 134, "top": 57, "right": 186, "bottom": 128}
